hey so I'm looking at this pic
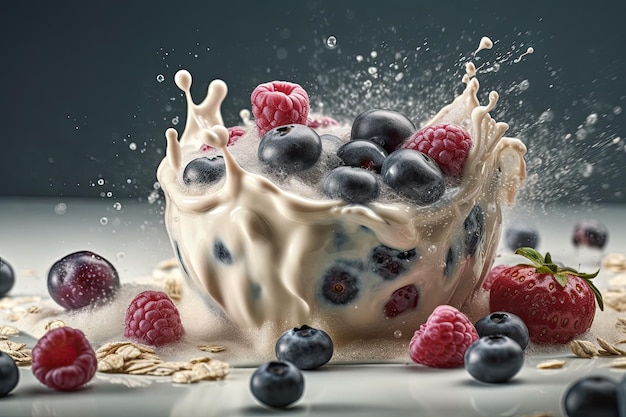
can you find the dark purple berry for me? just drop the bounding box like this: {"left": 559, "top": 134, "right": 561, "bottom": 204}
{"left": 47, "top": 251, "right": 120, "bottom": 310}
{"left": 183, "top": 155, "right": 226, "bottom": 185}
{"left": 443, "top": 246, "right": 458, "bottom": 277}
{"left": 572, "top": 219, "right": 608, "bottom": 249}
{"left": 320, "top": 263, "right": 360, "bottom": 305}
{"left": 369, "top": 244, "right": 417, "bottom": 280}
{"left": 250, "top": 361, "right": 304, "bottom": 408}
{"left": 384, "top": 284, "right": 419, "bottom": 318}
{"left": 351, "top": 109, "right": 415, "bottom": 153}
{"left": 464, "top": 335, "right": 524, "bottom": 383}
{"left": 464, "top": 205, "right": 485, "bottom": 256}
{"left": 0, "top": 351, "right": 19, "bottom": 396}
{"left": 258, "top": 124, "right": 322, "bottom": 173}
{"left": 337, "top": 139, "right": 388, "bottom": 172}
{"left": 474, "top": 312, "right": 530, "bottom": 350}
{"left": 505, "top": 222, "right": 539, "bottom": 251}
{"left": 322, "top": 166, "right": 379, "bottom": 204}
{"left": 275, "top": 325, "right": 334, "bottom": 370}
{"left": 563, "top": 376, "right": 619, "bottom": 417}
{"left": 381, "top": 149, "right": 445, "bottom": 205}
{"left": 0, "top": 258, "right": 15, "bottom": 298}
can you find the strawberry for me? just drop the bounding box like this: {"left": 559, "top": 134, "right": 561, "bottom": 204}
{"left": 489, "top": 247, "right": 603, "bottom": 344}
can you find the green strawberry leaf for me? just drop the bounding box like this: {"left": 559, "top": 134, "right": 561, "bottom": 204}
{"left": 514, "top": 247, "right": 604, "bottom": 311}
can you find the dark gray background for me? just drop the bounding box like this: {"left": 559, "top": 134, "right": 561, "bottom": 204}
{"left": 1, "top": 1, "right": 624, "bottom": 205}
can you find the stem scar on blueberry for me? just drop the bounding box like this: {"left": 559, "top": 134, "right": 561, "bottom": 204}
{"left": 514, "top": 247, "right": 603, "bottom": 311}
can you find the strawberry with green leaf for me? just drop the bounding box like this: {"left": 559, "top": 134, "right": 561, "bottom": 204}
{"left": 489, "top": 247, "right": 603, "bottom": 344}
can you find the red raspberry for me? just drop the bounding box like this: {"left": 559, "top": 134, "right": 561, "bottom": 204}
{"left": 482, "top": 264, "right": 509, "bottom": 291}
{"left": 31, "top": 327, "right": 97, "bottom": 391}
{"left": 200, "top": 126, "right": 245, "bottom": 151}
{"left": 401, "top": 123, "right": 472, "bottom": 178}
{"left": 124, "top": 290, "right": 184, "bottom": 346}
{"left": 251, "top": 81, "right": 309, "bottom": 136}
{"left": 409, "top": 305, "right": 478, "bottom": 368}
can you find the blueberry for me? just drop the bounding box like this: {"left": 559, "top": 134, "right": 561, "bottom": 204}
{"left": 320, "top": 263, "right": 361, "bottom": 305}
{"left": 0, "top": 351, "right": 19, "bottom": 396}
{"left": 250, "top": 360, "right": 304, "bottom": 408}
{"left": 464, "top": 335, "right": 524, "bottom": 383}
{"left": 322, "top": 166, "right": 380, "bottom": 204}
{"left": 474, "top": 312, "right": 530, "bottom": 350}
{"left": 275, "top": 325, "right": 334, "bottom": 370}
{"left": 350, "top": 109, "right": 415, "bottom": 153}
{"left": 572, "top": 218, "right": 609, "bottom": 250}
{"left": 369, "top": 244, "right": 417, "bottom": 280}
{"left": 504, "top": 222, "right": 539, "bottom": 251}
{"left": 182, "top": 155, "right": 225, "bottom": 185}
{"left": 0, "top": 258, "right": 15, "bottom": 298}
{"left": 383, "top": 284, "right": 419, "bottom": 318}
{"left": 258, "top": 124, "right": 322, "bottom": 173}
{"left": 563, "top": 376, "right": 619, "bottom": 417}
{"left": 463, "top": 205, "right": 485, "bottom": 256}
{"left": 381, "top": 149, "right": 445, "bottom": 205}
{"left": 337, "top": 139, "right": 388, "bottom": 172}
{"left": 213, "top": 239, "right": 233, "bottom": 264}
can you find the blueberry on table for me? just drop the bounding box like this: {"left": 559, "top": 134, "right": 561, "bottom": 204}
{"left": 258, "top": 124, "right": 322, "bottom": 173}
{"left": 47, "top": 251, "right": 120, "bottom": 310}
{"left": 504, "top": 222, "right": 539, "bottom": 251}
{"left": 250, "top": 361, "right": 304, "bottom": 408}
{"left": 572, "top": 218, "right": 609, "bottom": 250}
{"left": 182, "top": 155, "right": 226, "bottom": 185}
{"left": 0, "top": 351, "right": 19, "bottom": 396}
{"left": 381, "top": 149, "right": 445, "bottom": 205}
{"left": 337, "top": 139, "right": 388, "bottom": 172}
{"left": 563, "top": 376, "right": 619, "bottom": 417}
{"left": 0, "top": 258, "right": 15, "bottom": 298}
{"left": 464, "top": 335, "right": 524, "bottom": 383}
{"left": 275, "top": 325, "right": 334, "bottom": 370}
{"left": 350, "top": 109, "right": 415, "bottom": 153}
{"left": 474, "top": 312, "right": 530, "bottom": 350}
{"left": 322, "top": 166, "right": 380, "bottom": 204}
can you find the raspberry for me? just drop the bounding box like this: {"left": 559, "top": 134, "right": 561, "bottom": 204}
{"left": 200, "top": 126, "right": 245, "bottom": 151}
{"left": 251, "top": 81, "right": 309, "bottom": 136}
{"left": 401, "top": 123, "right": 472, "bottom": 178}
{"left": 124, "top": 290, "right": 184, "bottom": 346}
{"left": 31, "top": 327, "right": 97, "bottom": 391}
{"left": 409, "top": 305, "right": 478, "bottom": 368}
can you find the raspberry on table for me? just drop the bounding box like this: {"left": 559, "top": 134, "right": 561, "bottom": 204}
{"left": 31, "top": 326, "right": 97, "bottom": 391}
{"left": 409, "top": 304, "right": 478, "bottom": 368}
{"left": 251, "top": 81, "right": 310, "bottom": 137}
{"left": 124, "top": 290, "right": 184, "bottom": 346}
{"left": 401, "top": 123, "right": 472, "bottom": 178}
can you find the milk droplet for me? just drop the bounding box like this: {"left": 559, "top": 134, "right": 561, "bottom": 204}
{"left": 113, "top": 202, "right": 122, "bottom": 211}
{"left": 326, "top": 36, "right": 337, "bottom": 49}
{"left": 156, "top": 74, "right": 165, "bottom": 83}
{"left": 116, "top": 252, "right": 126, "bottom": 262}
{"left": 54, "top": 203, "right": 67, "bottom": 215}
{"left": 129, "top": 142, "right": 137, "bottom": 150}
{"left": 393, "top": 330, "right": 403, "bottom": 338}
{"left": 100, "top": 217, "right": 108, "bottom": 225}
{"left": 367, "top": 67, "right": 378, "bottom": 76}
{"left": 427, "top": 245, "right": 437, "bottom": 254}
{"left": 172, "top": 116, "right": 179, "bottom": 125}
{"left": 355, "top": 55, "right": 364, "bottom": 63}
{"left": 97, "top": 178, "right": 105, "bottom": 186}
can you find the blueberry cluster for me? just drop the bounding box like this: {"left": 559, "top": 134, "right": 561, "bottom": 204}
{"left": 181, "top": 108, "right": 455, "bottom": 206}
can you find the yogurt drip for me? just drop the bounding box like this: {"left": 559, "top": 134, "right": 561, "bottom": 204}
{"left": 156, "top": 37, "right": 527, "bottom": 344}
